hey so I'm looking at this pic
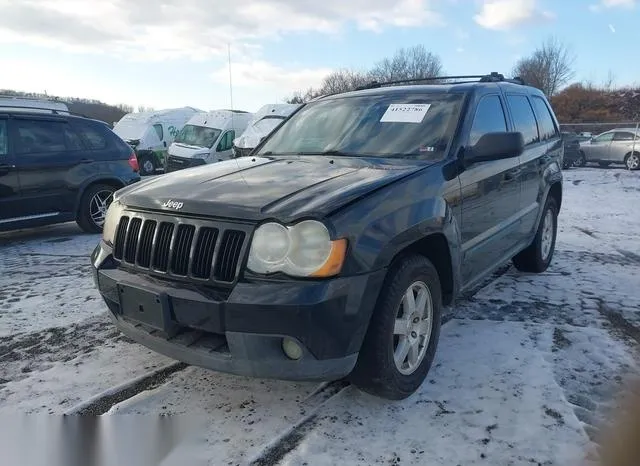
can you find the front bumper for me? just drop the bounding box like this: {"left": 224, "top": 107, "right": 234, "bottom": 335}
{"left": 92, "top": 242, "right": 386, "bottom": 381}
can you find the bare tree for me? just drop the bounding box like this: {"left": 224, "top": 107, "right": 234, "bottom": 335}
{"left": 319, "top": 69, "right": 371, "bottom": 95}
{"left": 286, "top": 44, "right": 443, "bottom": 103}
{"left": 512, "top": 37, "right": 575, "bottom": 97}
{"left": 369, "top": 45, "right": 443, "bottom": 83}
{"left": 137, "top": 105, "right": 156, "bottom": 113}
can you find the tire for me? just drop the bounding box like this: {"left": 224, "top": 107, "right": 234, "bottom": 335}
{"left": 76, "top": 184, "right": 116, "bottom": 233}
{"left": 598, "top": 162, "right": 611, "bottom": 168}
{"left": 513, "top": 197, "right": 558, "bottom": 273}
{"left": 573, "top": 152, "right": 586, "bottom": 167}
{"left": 139, "top": 154, "right": 157, "bottom": 176}
{"left": 624, "top": 152, "right": 640, "bottom": 171}
{"left": 350, "top": 255, "right": 442, "bottom": 400}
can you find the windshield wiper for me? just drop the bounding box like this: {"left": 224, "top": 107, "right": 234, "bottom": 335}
{"left": 296, "top": 150, "right": 356, "bottom": 157}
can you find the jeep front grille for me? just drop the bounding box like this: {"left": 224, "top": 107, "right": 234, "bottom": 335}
{"left": 112, "top": 213, "right": 249, "bottom": 285}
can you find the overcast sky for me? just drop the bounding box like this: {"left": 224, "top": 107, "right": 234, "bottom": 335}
{"left": 0, "top": 0, "right": 638, "bottom": 112}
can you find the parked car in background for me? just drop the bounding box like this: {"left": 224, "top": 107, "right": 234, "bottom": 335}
{"left": 561, "top": 132, "right": 581, "bottom": 168}
{"left": 165, "top": 110, "right": 253, "bottom": 172}
{"left": 92, "top": 72, "right": 563, "bottom": 400}
{"left": 574, "top": 128, "right": 640, "bottom": 170}
{"left": 1, "top": 100, "right": 140, "bottom": 233}
{"left": 232, "top": 104, "right": 301, "bottom": 158}
{"left": 112, "top": 107, "right": 201, "bottom": 176}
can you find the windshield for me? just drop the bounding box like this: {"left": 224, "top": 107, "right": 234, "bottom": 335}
{"left": 257, "top": 93, "right": 464, "bottom": 158}
{"left": 174, "top": 124, "right": 221, "bottom": 148}
{"left": 252, "top": 116, "right": 286, "bottom": 134}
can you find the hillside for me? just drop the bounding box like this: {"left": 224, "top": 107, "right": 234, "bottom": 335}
{"left": 552, "top": 84, "right": 640, "bottom": 127}
{"left": 0, "top": 90, "right": 132, "bottom": 126}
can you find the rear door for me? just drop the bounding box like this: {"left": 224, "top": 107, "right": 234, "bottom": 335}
{"left": 521, "top": 94, "right": 562, "bottom": 235}
{"left": 10, "top": 115, "right": 88, "bottom": 217}
{"left": 459, "top": 93, "right": 522, "bottom": 286}
{"left": 0, "top": 115, "right": 22, "bottom": 224}
{"left": 611, "top": 131, "right": 637, "bottom": 162}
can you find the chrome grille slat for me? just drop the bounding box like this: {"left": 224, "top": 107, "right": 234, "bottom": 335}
{"left": 124, "top": 217, "right": 142, "bottom": 263}
{"left": 112, "top": 211, "right": 248, "bottom": 286}
{"left": 136, "top": 220, "right": 157, "bottom": 268}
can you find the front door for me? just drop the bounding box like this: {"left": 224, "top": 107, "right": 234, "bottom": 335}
{"left": 0, "top": 116, "right": 22, "bottom": 224}
{"left": 459, "top": 93, "right": 522, "bottom": 288}
{"left": 214, "top": 130, "right": 235, "bottom": 162}
{"left": 582, "top": 132, "right": 613, "bottom": 162}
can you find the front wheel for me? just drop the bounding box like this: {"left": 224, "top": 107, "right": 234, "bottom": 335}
{"left": 77, "top": 184, "right": 116, "bottom": 233}
{"left": 513, "top": 197, "right": 558, "bottom": 273}
{"left": 350, "top": 255, "right": 442, "bottom": 400}
{"left": 573, "top": 152, "right": 586, "bottom": 167}
{"left": 625, "top": 152, "right": 640, "bottom": 171}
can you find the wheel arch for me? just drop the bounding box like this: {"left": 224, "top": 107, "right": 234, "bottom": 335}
{"left": 74, "top": 177, "right": 126, "bottom": 218}
{"left": 391, "top": 233, "right": 456, "bottom": 306}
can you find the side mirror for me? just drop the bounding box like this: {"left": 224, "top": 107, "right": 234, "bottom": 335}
{"left": 466, "top": 132, "right": 524, "bottom": 164}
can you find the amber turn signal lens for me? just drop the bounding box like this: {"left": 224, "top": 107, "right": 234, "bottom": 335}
{"left": 310, "top": 239, "right": 347, "bottom": 278}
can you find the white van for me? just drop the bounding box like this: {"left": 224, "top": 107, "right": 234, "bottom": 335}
{"left": 113, "top": 107, "right": 201, "bottom": 175}
{"left": 232, "top": 104, "right": 301, "bottom": 158}
{"left": 165, "top": 109, "right": 253, "bottom": 172}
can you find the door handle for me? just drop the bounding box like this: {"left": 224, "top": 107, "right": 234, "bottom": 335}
{"left": 79, "top": 158, "right": 94, "bottom": 164}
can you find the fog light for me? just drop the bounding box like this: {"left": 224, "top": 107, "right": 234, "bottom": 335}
{"left": 282, "top": 338, "right": 303, "bottom": 360}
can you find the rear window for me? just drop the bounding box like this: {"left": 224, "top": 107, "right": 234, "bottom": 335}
{"left": 257, "top": 92, "right": 464, "bottom": 159}
{"left": 531, "top": 96, "right": 558, "bottom": 141}
{"left": 506, "top": 95, "right": 540, "bottom": 146}
{"left": 74, "top": 121, "right": 108, "bottom": 150}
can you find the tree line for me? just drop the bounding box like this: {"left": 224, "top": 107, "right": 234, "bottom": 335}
{"left": 287, "top": 38, "right": 640, "bottom": 124}
{"left": 0, "top": 89, "right": 154, "bottom": 127}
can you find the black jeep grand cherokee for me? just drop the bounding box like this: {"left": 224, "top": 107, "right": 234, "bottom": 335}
{"left": 92, "top": 73, "right": 563, "bottom": 400}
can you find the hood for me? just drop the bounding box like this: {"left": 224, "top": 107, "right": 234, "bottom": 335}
{"left": 118, "top": 156, "right": 429, "bottom": 222}
{"left": 168, "top": 143, "right": 211, "bottom": 159}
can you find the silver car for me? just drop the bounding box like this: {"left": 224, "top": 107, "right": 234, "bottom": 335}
{"left": 574, "top": 128, "right": 640, "bottom": 170}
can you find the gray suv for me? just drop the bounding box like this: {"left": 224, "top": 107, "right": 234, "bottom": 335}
{"left": 575, "top": 128, "right": 640, "bottom": 170}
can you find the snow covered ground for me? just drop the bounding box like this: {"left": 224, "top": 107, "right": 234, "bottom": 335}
{"left": 0, "top": 167, "right": 639, "bottom": 465}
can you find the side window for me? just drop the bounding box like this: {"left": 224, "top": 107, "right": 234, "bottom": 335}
{"left": 506, "top": 95, "right": 540, "bottom": 146}
{"left": 593, "top": 132, "right": 614, "bottom": 143}
{"left": 613, "top": 132, "right": 636, "bottom": 141}
{"left": 217, "top": 131, "right": 235, "bottom": 151}
{"left": 74, "top": 122, "right": 108, "bottom": 150}
{"left": 64, "top": 128, "right": 85, "bottom": 151}
{"left": 0, "top": 120, "right": 7, "bottom": 156}
{"left": 15, "top": 119, "right": 67, "bottom": 155}
{"left": 469, "top": 95, "right": 507, "bottom": 146}
{"left": 531, "top": 96, "right": 558, "bottom": 141}
{"left": 153, "top": 123, "right": 164, "bottom": 141}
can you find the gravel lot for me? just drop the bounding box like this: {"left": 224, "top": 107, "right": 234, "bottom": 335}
{"left": 1, "top": 167, "right": 638, "bottom": 465}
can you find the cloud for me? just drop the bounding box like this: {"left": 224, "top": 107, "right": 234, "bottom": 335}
{"left": 608, "top": 24, "right": 617, "bottom": 32}
{"left": 211, "top": 60, "right": 332, "bottom": 98}
{"left": 474, "top": 0, "right": 555, "bottom": 30}
{"left": 589, "top": 0, "right": 636, "bottom": 11}
{"left": 0, "top": 0, "right": 443, "bottom": 61}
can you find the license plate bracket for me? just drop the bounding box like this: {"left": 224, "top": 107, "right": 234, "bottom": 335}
{"left": 117, "top": 284, "right": 178, "bottom": 337}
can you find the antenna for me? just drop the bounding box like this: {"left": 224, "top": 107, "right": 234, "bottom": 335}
{"left": 228, "top": 43, "right": 234, "bottom": 111}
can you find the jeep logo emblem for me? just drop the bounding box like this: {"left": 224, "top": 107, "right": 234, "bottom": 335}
{"left": 162, "top": 200, "right": 184, "bottom": 210}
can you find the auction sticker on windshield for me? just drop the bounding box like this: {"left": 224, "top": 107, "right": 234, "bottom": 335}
{"left": 380, "top": 103, "right": 431, "bottom": 123}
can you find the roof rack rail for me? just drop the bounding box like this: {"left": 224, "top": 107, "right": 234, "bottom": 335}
{"left": 354, "top": 72, "right": 526, "bottom": 91}
{"left": 0, "top": 95, "right": 71, "bottom": 115}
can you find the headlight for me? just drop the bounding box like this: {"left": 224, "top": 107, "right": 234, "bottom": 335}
{"left": 247, "top": 220, "right": 347, "bottom": 278}
{"left": 102, "top": 200, "right": 124, "bottom": 246}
